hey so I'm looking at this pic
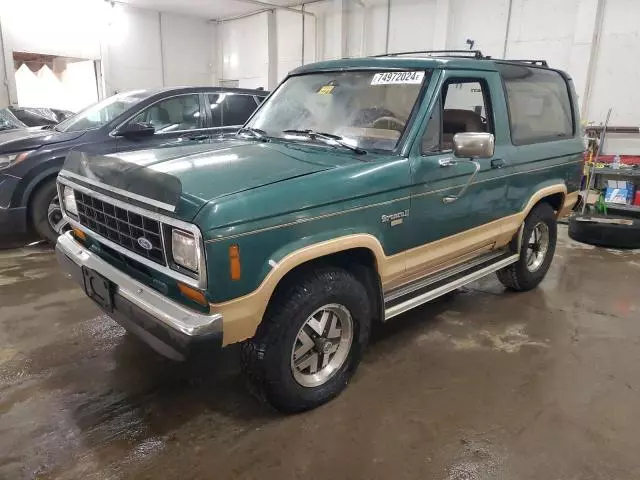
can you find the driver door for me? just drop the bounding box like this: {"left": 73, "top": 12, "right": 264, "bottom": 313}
{"left": 406, "top": 71, "right": 513, "bottom": 273}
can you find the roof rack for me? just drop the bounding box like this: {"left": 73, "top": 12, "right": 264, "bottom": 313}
{"left": 372, "top": 50, "right": 485, "bottom": 59}
{"left": 505, "top": 59, "right": 549, "bottom": 67}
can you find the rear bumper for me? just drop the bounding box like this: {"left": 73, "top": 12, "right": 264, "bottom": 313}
{"left": 55, "top": 231, "right": 222, "bottom": 360}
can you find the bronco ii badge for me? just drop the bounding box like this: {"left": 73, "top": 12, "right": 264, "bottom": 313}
{"left": 381, "top": 209, "right": 409, "bottom": 226}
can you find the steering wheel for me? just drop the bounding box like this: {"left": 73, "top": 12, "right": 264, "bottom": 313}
{"left": 371, "top": 116, "right": 405, "bottom": 132}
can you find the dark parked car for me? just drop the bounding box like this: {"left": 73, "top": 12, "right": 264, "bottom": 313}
{"left": 0, "top": 86, "right": 268, "bottom": 243}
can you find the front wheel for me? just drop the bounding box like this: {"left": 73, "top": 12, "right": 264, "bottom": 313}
{"left": 497, "top": 202, "right": 557, "bottom": 291}
{"left": 31, "top": 178, "right": 70, "bottom": 244}
{"left": 241, "top": 267, "right": 371, "bottom": 413}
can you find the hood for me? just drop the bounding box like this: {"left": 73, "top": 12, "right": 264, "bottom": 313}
{"left": 0, "top": 128, "right": 85, "bottom": 152}
{"left": 61, "top": 140, "right": 338, "bottom": 220}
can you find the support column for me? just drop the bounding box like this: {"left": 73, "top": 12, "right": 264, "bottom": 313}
{"left": 432, "top": 0, "right": 450, "bottom": 50}
{"left": 579, "top": 0, "right": 605, "bottom": 121}
{"left": 267, "top": 10, "right": 278, "bottom": 90}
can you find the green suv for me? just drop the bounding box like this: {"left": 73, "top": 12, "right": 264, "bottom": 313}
{"left": 56, "top": 51, "right": 582, "bottom": 412}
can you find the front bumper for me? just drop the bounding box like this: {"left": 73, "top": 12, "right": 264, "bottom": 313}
{"left": 0, "top": 174, "right": 27, "bottom": 235}
{"left": 0, "top": 206, "right": 27, "bottom": 235}
{"left": 56, "top": 231, "right": 222, "bottom": 360}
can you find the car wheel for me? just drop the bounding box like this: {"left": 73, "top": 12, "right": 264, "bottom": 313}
{"left": 496, "top": 202, "right": 557, "bottom": 291}
{"left": 568, "top": 215, "right": 640, "bottom": 249}
{"left": 31, "top": 178, "right": 70, "bottom": 244}
{"left": 241, "top": 267, "right": 371, "bottom": 413}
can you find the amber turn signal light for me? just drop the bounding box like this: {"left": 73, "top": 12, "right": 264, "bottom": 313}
{"left": 229, "top": 244, "right": 241, "bottom": 281}
{"left": 72, "top": 228, "right": 86, "bottom": 241}
{"left": 178, "top": 282, "right": 207, "bottom": 307}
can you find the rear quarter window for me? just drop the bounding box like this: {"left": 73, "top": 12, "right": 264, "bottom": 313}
{"left": 498, "top": 64, "right": 574, "bottom": 145}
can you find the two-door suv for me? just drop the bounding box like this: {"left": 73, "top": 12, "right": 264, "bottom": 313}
{"left": 56, "top": 51, "right": 582, "bottom": 412}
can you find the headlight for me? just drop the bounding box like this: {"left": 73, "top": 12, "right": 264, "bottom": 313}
{"left": 0, "top": 150, "right": 32, "bottom": 168}
{"left": 62, "top": 186, "right": 78, "bottom": 216}
{"left": 172, "top": 229, "right": 198, "bottom": 272}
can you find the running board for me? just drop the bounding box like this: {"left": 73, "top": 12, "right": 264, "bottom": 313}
{"left": 384, "top": 253, "right": 519, "bottom": 320}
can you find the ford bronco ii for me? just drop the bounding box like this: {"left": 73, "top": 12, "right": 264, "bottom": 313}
{"left": 56, "top": 51, "right": 582, "bottom": 412}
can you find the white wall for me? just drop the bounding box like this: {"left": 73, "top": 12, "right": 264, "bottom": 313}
{"left": 287, "top": 0, "right": 637, "bottom": 125}
{"left": 103, "top": 4, "right": 164, "bottom": 94}
{"left": 219, "top": 13, "right": 270, "bottom": 89}
{"left": 0, "top": 0, "right": 216, "bottom": 107}
{"left": 276, "top": 10, "right": 303, "bottom": 82}
{"left": 161, "top": 13, "right": 216, "bottom": 87}
{"left": 587, "top": 0, "right": 640, "bottom": 125}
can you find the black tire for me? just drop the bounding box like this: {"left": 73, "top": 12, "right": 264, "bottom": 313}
{"left": 241, "top": 267, "right": 371, "bottom": 413}
{"left": 30, "top": 178, "right": 66, "bottom": 244}
{"left": 568, "top": 215, "right": 640, "bottom": 249}
{"left": 497, "top": 202, "right": 557, "bottom": 291}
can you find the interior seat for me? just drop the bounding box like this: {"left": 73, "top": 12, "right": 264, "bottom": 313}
{"left": 442, "top": 109, "right": 485, "bottom": 150}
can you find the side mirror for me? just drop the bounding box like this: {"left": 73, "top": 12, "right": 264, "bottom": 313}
{"left": 114, "top": 122, "right": 155, "bottom": 139}
{"left": 453, "top": 132, "right": 495, "bottom": 158}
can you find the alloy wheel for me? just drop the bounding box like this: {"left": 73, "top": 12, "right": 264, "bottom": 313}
{"left": 290, "top": 304, "right": 354, "bottom": 388}
{"left": 526, "top": 221, "right": 550, "bottom": 272}
{"left": 47, "top": 196, "right": 70, "bottom": 235}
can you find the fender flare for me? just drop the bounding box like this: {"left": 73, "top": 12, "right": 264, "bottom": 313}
{"left": 214, "top": 233, "right": 393, "bottom": 345}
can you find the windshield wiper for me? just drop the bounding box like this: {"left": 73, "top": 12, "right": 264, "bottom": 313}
{"left": 237, "top": 126, "right": 269, "bottom": 141}
{"left": 282, "top": 129, "right": 366, "bottom": 155}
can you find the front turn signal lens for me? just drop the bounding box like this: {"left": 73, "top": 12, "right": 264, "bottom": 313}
{"left": 178, "top": 282, "right": 207, "bottom": 307}
{"left": 72, "top": 228, "right": 86, "bottom": 241}
{"left": 229, "top": 244, "right": 241, "bottom": 281}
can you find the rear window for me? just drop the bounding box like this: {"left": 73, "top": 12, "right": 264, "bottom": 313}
{"left": 499, "top": 64, "right": 574, "bottom": 145}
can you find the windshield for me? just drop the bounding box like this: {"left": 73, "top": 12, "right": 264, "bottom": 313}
{"left": 247, "top": 70, "right": 428, "bottom": 151}
{"left": 56, "top": 90, "right": 151, "bottom": 132}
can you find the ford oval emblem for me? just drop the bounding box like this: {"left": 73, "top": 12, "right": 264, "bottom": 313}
{"left": 137, "top": 237, "right": 153, "bottom": 251}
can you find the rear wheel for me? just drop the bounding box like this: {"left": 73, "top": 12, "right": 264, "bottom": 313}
{"left": 30, "top": 178, "right": 70, "bottom": 244}
{"left": 241, "top": 267, "right": 371, "bottom": 413}
{"left": 497, "top": 202, "right": 557, "bottom": 291}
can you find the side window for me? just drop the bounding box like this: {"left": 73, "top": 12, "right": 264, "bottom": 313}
{"left": 223, "top": 94, "right": 258, "bottom": 126}
{"left": 130, "top": 94, "right": 202, "bottom": 133}
{"left": 420, "top": 79, "right": 492, "bottom": 154}
{"left": 208, "top": 93, "right": 258, "bottom": 128}
{"left": 499, "top": 64, "right": 573, "bottom": 144}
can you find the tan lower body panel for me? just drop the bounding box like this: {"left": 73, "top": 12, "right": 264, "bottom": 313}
{"left": 214, "top": 184, "right": 568, "bottom": 346}
{"left": 558, "top": 191, "right": 579, "bottom": 218}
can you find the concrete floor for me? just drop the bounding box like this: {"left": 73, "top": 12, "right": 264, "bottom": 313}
{"left": 1, "top": 226, "right": 639, "bottom": 480}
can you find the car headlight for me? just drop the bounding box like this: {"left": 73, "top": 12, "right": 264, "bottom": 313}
{"left": 172, "top": 229, "right": 199, "bottom": 272}
{"left": 62, "top": 186, "right": 78, "bottom": 216}
{"left": 0, "top": 150, "right": 32, "bottom": 168}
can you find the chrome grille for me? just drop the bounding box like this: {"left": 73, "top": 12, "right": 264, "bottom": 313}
{"left": 74, "top": 190, "right": 166, "bottom": 265}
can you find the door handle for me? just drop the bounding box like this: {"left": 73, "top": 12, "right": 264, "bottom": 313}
{"left": 491, "top": 158, "right": 506, "bottom": 169}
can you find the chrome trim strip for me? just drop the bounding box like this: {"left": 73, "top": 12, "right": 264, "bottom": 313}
{"left": 384, "top": 254, "right": 519, "bottom": 320}
{"left": 384, "top": 249, "right": 507, "bottom": 302}
{"left": 59, "top": 170, "right": 177, "bottom": 212}
{"left": 56, "top": 232, "right": 220, "bottom": 337}
{"left": 206, "top": 193, "right": 413, "bottom": 243}
{"left": 57, "top": 176, "right": 207, "bottom": 289}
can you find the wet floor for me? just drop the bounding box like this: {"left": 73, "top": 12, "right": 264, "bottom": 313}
{"left": 1, "top": 226, "right": 639, "bottom": 480}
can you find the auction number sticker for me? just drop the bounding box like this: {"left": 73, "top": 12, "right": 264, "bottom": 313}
{"left": 371, "top": 71, "right": 425, "bottom": 85}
